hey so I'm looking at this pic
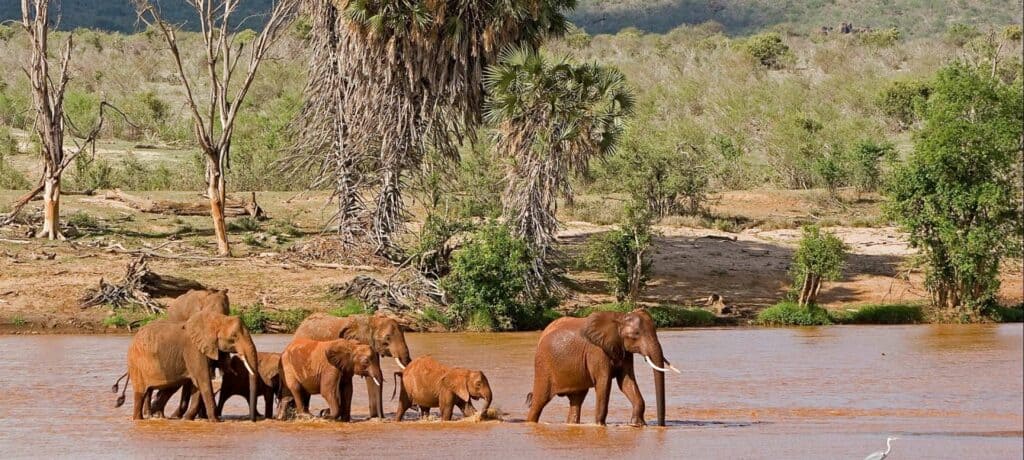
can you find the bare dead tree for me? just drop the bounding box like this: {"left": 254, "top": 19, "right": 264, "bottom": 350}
{"left": 134, "top": 0, "right": 298, "bottom": 256}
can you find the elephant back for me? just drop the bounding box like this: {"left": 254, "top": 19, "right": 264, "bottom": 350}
{"left": 294, "top": 313, "right": 352, "bottom": 341}
{"left": 165, "top": 289, "right": 230, "bottom": 322}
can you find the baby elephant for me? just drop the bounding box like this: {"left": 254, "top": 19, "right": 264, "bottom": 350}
{"left": 393, "top": 356, "right": 492, "bottom": 421}
{"left": 279, "top": 338, "right": 382, "bottom": 421}
{"left": 216, "top": 352, "right": 281, "bottom": 419}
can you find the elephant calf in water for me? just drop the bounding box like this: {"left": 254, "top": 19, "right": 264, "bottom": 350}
{"left": 216, "top": 352, "right": 281, "bottom": 419}
{"left": 393, "top": 356, "right": 492, "bottom": 422}
{"left": 279, "top": 338, "right": 383, "bottom": 421}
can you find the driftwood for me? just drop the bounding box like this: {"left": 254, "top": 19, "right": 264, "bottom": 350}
{"left": 102, "top": 189, "right": 266, "bottom": 219}
{"left": 79, "top": 255, "right": 205, "bottom": 313}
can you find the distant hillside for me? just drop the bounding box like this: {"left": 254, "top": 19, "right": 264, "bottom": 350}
{"left": 0, "top": 0, "right": 1020, "bottom": 36}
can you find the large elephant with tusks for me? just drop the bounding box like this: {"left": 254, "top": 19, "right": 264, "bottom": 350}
{"left": 526, "top": 309, "right": 679, "bottom": 426}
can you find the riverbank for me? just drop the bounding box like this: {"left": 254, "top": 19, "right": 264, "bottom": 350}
{"left": 1, "top": 190, "right": 1021, "bottom": 334}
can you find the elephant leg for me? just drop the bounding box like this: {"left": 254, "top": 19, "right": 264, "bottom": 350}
{"left": 420, "top": 406, "right": 431, "bottom": 420}
{"left": 322, "top": 375, "right": 342, "bottom": 420}
{"left": 566, "top": 391, "right": 588, "bottom": 424}
{"left": 215, "top": 390, "right": 229, "bottom": 418}
{"left": 617, "top": 370, "right": 646, "bottom": 426}
{"left": 149, "top": 387, "right": 176, "bottom": 419}
{"left": 526, "top": 381, "right": 552, "bottom": 423}
{"left": 439, "top": 393, "right": 456, "bottom": 421}
{"left": 457, "top": 399, "right": 477, "bottom": 417}
{"left": 365, "top": 374, "right": 382, "bottom": 419}
{"left": 170, "top": 384, "right": 191, "bottom": 419}
{"left": 264, "top": 389, "right": 274, "bottom": 420}
{"left": 132, "top": 389, "right": 148, "bottom": 420}
{"left": 194, "top": 378, "right": 219, "bottom": 423}
{"left": 394, "top": 388, "right": 410, "bottom": 422}
{"left": 594, "top": 373, "right": 613, "bottom": 426}
{"left": 275, "top": 392, "right": 293, "bottom": 420}
{"left": 286, "top": 379, "right": 310, "bottom": 417}
{"left": 339, "top": 380, "right": 353, "bottom": 422}
{"left": 183, "top": 390, "right": 202, "bottom": 420}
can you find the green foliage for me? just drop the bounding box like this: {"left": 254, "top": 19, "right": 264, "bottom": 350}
{"left": 987, "top": 305, "right": 1023, "bottom": 323}
{"left": 584, "top": 202, "right": 655, "bottom": 302}
{"left": 859, "top": 28, "right": 901, "bottom": 47}
{"left": 1003, "top": 25, "right": 1023, "bottom": 42}
{"left": 270, "top": 308, "right": 313, "bottom": 332}
{"left": 63, "top": 90, "right": 100, "bottom": 133}
{"left": 945, "top": 23, "right": 981, "bottom": 47}
{"left": 328, "top": 298, "right": 369, "bottom": 317}
{"left": 439, "top": 223, "right": 553, "bottom": 331}
{"left": 877, "top": 79, "right": 931, "bottom": 130}
{"left": 757, "top": 301, "right": 832, "bottom": 326}
{"left": 832, "top": 304, "right": 925, "bottom": 324}
{"left": 741, "top": 32, "right": 790, "bottom": 69}
{"left": 790, "top": 225, "right": 847, "bottom": 287}
{"left": 420, "top": 307, "right": 452, "bottom": 329}
{"left": 231, "top": 304, "right": 269, "bottom": 333}
{"left": 0, "top": 133, "right": 30, "bottom": 189}
{"left": 646, "top": 305, "right": 717, "bottom": 328}
{"left": 0, "top": 24, "right": 15, "bottom": 41}
{"left": 11, "top": 315, "right": 26, "bottom": 327}
{"left": 812, "top": 149, "right": 846, "bottom": 199}
{"left": 848, "top": 140, "right": 895, "bottom": 194}
{"left": 67, "top": 155, "right": 116, "bottom": 191}
{"left": 228, "top": 216, "right": 261, "bottom": 232}
{"left": 103, "top": 313, "right": 130, "bottom": 328}
{"left": 886, "top": 63, "right": 1023, "bottom": 313}
{"left": 67, "top": 211, "right": 102, "bottom": 230}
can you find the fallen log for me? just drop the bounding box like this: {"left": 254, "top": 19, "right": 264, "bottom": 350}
{"left": 101, "top": 189, "right": 266, "bottom": 219}
{"left": 79, "top": 255, "right": 206, "bottom": 313}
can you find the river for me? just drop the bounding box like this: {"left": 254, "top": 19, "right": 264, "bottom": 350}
{"left": 0, "top": 324, "right": 1021, "bottom": 459}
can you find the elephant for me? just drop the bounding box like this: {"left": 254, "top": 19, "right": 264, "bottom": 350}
{"left": 115, "top": 311, "right": 260, "bottom": 422}
{"left": 294, "top": 313, "right": 412, "bottom": 419}
{"left": 165, "top": 289, "right": 230, "bottom": 321}
{"left": 392, "top": 356, "right": 492, "bottom": 422}
{"left": 150, "top": 288, "right": 230, "bottom": 419}
{"left": 525, "top": 309, "right": 679, "bottom": 426}
{"left": 215, "top": 352, "right": 281, "bottom": 419}
{"left": 278, "top": 338, "right": 383, "bottom": 421}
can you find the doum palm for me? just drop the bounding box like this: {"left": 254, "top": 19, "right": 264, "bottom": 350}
{"left": 864, "top": 436, "right": 899, "bottom": 460}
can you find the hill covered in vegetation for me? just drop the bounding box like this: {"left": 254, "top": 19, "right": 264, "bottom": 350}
{"left": 0, "top": 0, "right": 1019, "bottom": 36}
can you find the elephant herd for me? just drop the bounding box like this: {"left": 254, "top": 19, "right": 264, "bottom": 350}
{"left": 113, "top": 289, "right": 679, "bottom": 426}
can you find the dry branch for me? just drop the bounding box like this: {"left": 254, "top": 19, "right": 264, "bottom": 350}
{"left": 101, "top": 189, "right": 266, "bottom": 219}
{"left": 79, "top": 255, "right": 205, "bottom": 313}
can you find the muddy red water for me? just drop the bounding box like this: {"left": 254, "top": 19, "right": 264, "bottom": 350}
{"left": 1, "top": 325, "right": 1021, "bottom": 458}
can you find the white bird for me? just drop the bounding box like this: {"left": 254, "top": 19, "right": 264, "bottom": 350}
{"left": 864, "top": 436, "right": 899, "bottom": 460}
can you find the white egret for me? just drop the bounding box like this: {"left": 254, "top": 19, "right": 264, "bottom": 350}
{"left": 864, "top": 436, "right": 899, "bottom": 460}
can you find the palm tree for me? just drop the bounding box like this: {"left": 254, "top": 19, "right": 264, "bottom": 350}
{"left": 485, "top": 47, "right": 635, "bottom": 290}
{"left": 293, "top": 0, "right": 575, "bottom": 255}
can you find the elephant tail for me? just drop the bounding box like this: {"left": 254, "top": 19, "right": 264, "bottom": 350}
{"left": 114, "top": 373, "right": 129, "bottom": 408}
{"left": 111, "top": 371, "right": 128, "bottom": 393}
{"left": 525, "top": 392, "right": 533, "bottom": 407}
{"left": 391, "top": 371, "right": 403, "bottom": 401}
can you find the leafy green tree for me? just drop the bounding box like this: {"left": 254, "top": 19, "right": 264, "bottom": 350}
{"left": 609, "top": 127, "right": 711, "bottom": 217}
{"left": 791, "top": 225, "right": 847, "bottom": 307}
{"left": 585, "top": 201, "right": 656, "bottom": 302}
{"left": 849, "top": 139, "right": 895, "bottom": 197}
{"left": 877, "top": 79, "right": 931, "bottom": 130}
{"left": 485, "top": 47, "right": 635, "bottom": 291}
{"left": 741, "top": 32, "right": 790, "bottom": 69}
{"left": 886, "top": 63, "right": 1023, "bottom": 314}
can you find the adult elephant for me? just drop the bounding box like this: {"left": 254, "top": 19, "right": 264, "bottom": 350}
{"left": 526, "top": 309, "right": 680, "bottom": 426}
{"left": 166, "top": 289, "right": 230, "bottom": 321}
{"left": 294, "top": 313, "right": 412, "bottom": 419}
{"left": 116, "top": 311, "right": 260, "bottom": 422}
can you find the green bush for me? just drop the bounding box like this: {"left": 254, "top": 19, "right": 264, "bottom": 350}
{"left": 103, "top": 313, "right": 130, "bottom": 328}
{"left": 848, "top": 140, "right": 895, "bottom": 195}
{"left": 328, "top": 298, "right": 369, "bottom": 317}
{"left": 231, "top": 304, "right": 269, "bottom": 333}
{"left": 986, "top": 305, "right": 1023, "bottom": 323}
{"left": 886, "top": 63, "right": 1022, "bottom": 314}
{"left": 833, "top": 304, "right": 924, "bottom": 324}
{"left": 757, "top": 301, "right": 832, "bottom": 326}
{"left": 228, "top": 216, "right": 261, "bottom": 232}
{"left": 584, "top": 202, "right": 655, "bottom": 302}
{"left": 268, "top": 308, "right": 312, "bottom": 333}
{"left": 0, "top": 139, "right": 31, "bottom": 189}
{"left": 945, "top": 24, "right": 981, "bottom": 47}
{"left": 877, "top": 79, "right": 931, "bottom": 130}
{"left": 741, "top": 32, "right": 791, "bottom": 69}
{"left": 439, "top": 223, "right": 553, "bottom": 331}
{"left": 859, "top": 28, "right": 901, "bottom": 47}
{"left": 790, "top": 225, "right": 847, "bottom": 305}
{"left": 646, "top": 305, "right": 717, "bottom": 328}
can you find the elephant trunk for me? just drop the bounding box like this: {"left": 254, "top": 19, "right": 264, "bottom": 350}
{"left": 237, "top": 338, "right": 259, "bottom": 422}
{"left": 479, "top": 389, "right": 493, "bottom": 419}
{"left": 646, "top": 344, "right": 667, "bottom": 427}
{"left": 394, "top": 343, "right": 412, "bottom": 368}
{"left": 371, "top": 361, "right": 385, "bottom": 418}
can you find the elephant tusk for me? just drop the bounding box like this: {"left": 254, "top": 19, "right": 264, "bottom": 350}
{"left": 240, "top": 355, "right": 255, "bottom": 376}
{"left": 395, "top": 357, "right": 406, "bottom": 370}
{"left": 373, "top": 376, "right": 381, "bottom": 387}
{"left": 663, "top": 359, "right": 682, "bottom": 374}
{"left": 644, "top": 355, "right": 671, "bottom": 373}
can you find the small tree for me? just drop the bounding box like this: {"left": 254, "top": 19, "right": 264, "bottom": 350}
{"left": 877, "top": 79, "right": 931, "bottom": 131}
{"left": 742, "top": 32, "right": 790, "bottom": 69}
{"left": 791, "top": 225, "right": 847, "bottom": 307}
{"left": 611, "top": 128, "right": 711, "bottom": 218}
{"left": 586, "top": 201, "right": 655, "bottom": 302}
{"left": 886, "top": 63, "right": 1023, "bottom": 314}
{"left": 848, "top": 140, "right": 895, "bottom": 197}
{"left": 135, "top": 0, "right": 298, "bottom": 255}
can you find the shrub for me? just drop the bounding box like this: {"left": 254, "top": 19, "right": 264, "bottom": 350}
{"left": 877, "top": 79, "right": 931, "bottom": 130}
{"left": 848, "top": 140, "right": 895, "bottom": 195}
{"left": 886, "top": 63, "right": 1023, "bottom": 314}
{"left": 945, "top": 24, "right": 980, "bottom": 47}
{"left": 791, "top": 225, "right": 847, "bottom": 306}
{"left": 609, "top": 129, "right": 712, "bottom": 217}
{"left": 741, "top": 33, "right": 791, "bottom": 69}
{"left": 228, "top": 216, "right": 261, "bottom": 232}
{"left": 440, "top": 223, "right": 552, "bottom": 331}
{"left": 231, "top": 304, "right": 269, "bottom": 333}
{"left": 328, "top": 298, "right": 368, "bottom": 317}
{"left": 584, "top": 202, "right": 655, "bottom": 302}
{"left": 67, "top": 155, "right": 116, "bottom": 191}
{"left": 646, "top": 305, "right": 717, "bottom": 328}
{"left": 0, "top": 141, "right": 31, "bottom": 190}
{"left": 67, "top": 211, "right": 102, "bottom": 230}
{"left": 267, "top": 308, "right": 312, "bottom": 333}
{"left": 11, "top": 315, "right": 27, "bottom": 327}
{"left": 757, "top": 301, "right": 832, "bottom": 326}
{"left": 859, "top": 28, "right": 901, "bottom": 47}
{"left": 987, "top": 305, "right": 1023, "bottom": 323}
{"left": 833, "top": 304, "right": 924, "bottom": 324}
{"left": 103, "top": 313, "right": 130, "bottom": 328}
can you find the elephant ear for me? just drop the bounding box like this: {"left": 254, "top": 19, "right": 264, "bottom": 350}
{"left": 339, "top": 315, "right": 374, "bottom": 347}
{"left": 581, "top": 311, "right": 624, "bottom": 358}
{"left": 259, "top": 353, "right": 282, "bottom": 385}
{"left": 324, "top": 342, "right": 353, "bottom": 371}
{"left": 186, "top": 312, "right": 220, "bottom": 360}
{"left": 442, "top": 370, "right": 471, "bottom": 402}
